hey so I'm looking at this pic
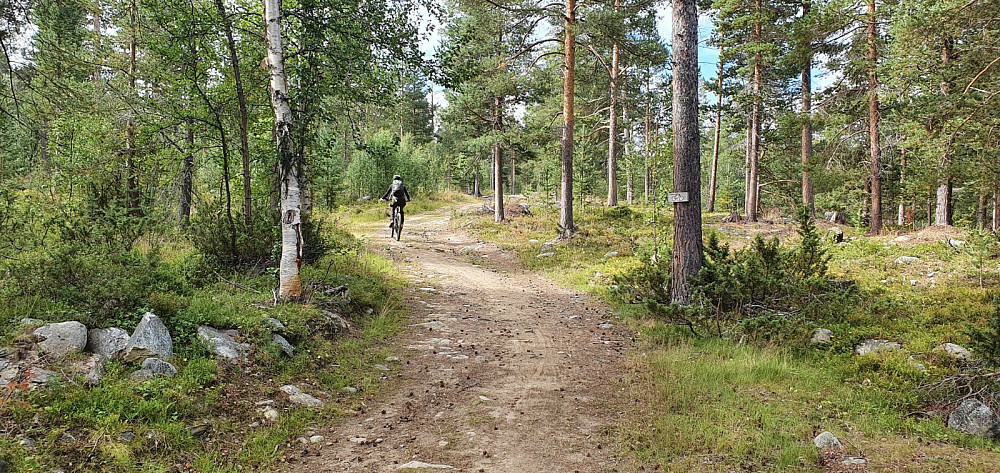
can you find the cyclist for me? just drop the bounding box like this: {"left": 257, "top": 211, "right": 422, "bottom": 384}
{"left": 380, "top": 174, "right": 411, "bottom": 230}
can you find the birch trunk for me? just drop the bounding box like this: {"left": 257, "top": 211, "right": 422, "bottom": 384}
{"left": 265, "top": 0, "right": 303, "bottom": 299}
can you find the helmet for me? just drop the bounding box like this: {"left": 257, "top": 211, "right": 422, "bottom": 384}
{"left": 393, "top": 175, "right": 402, "bottom": 181}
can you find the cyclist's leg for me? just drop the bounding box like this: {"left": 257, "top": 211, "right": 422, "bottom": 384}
{"left": 399, "top": 206, "right": 405, "bottom": 229}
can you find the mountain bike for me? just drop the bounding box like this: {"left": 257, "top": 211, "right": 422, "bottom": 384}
{"left": 389, "top": 205, "right": 403, "bottom": 241}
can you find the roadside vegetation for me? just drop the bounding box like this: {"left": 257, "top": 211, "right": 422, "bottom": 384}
{"left": 464, "top": 195, "right": 1000, "bottom": 472}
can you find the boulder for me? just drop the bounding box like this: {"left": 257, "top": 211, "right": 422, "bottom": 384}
{"left": 141, "top": 358, "right": 177, "bottom": 377}
{"left": 810, "top": 328, "right": 833, "bottom": 345}
{"left": 813, "top": 431, "right": 843, "bottom": 449}
{"left": 265, "top": 318, "right": 286, "bottom": 332}
{"left": 86, "top": 327, "right": 129, "bottom": 359}
{"left": 935, "top": 343, "right": 973, "bottom": 361}
{"left": 197, "top": 326, "right": 250, "bottom": 362}
{"left": 948, "top": 399, "right": 1000, "bottom": 438}
{"left": 826, "top": 228, "right": 844, "bottom": 244}
{"left": 74, "top": 354, "right": 106, "bottom": 386}
{"left": 280, "top": 385, "right": 324, "bottom": 408}
{"left": 272, "top": 334, "right": 294, "bottom": 357}
{"left": 321, "top": 310, "right": 348, "bottom": 331}
{"left": 33, "top": 321, "right": 88, "bottom": 358}
{"left": 123, "top": 313, "right": 174, "bottom": 360}
{"left": 855, "top": 339, "right": 901, "bottom": 356}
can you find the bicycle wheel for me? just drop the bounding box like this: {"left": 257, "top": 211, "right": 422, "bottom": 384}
{"left": 393, "top": 209, "right": 402, "bottom": 241}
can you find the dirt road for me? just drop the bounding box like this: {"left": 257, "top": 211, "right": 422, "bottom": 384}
{"left": 290, "top": 203, "right": 632, "bottom": 472}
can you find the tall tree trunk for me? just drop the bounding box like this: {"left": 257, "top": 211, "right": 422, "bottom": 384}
{"left": 624, "top": 100, "right": 633, "bottom": 205}
{"left": 897, "top": 147, "right": 906, "bottom": 226}
{"left": 746, "top": 0, "right": 763, "bottom": 222}
{"left": 126, "top": 0, "right": 140, "bottom": 215}
{"left": 707, "top": 49, "right": 723, "bottom": 213}
{"left": 607, "top": 39, "right": 620, "bottom": 207}
{"left": 180, "top": 119, "right": 194, "bottom": 226}
{"left": 92, "top": 1, "right": 101, "bottom": 82}
{"left": 473, "top": 162, "right": 482, "bottom": 197}
{"left": 671, "top": 0, "right": 702, "bottom": 305}
{"left": 867, "top": 0, "right": 882, "bottom": 235}
{"left": 215, "top": 0, "right": 253, "bottom": 226}
{"left": 644, "top": 81, "right": 651, "bottom": 204}
{"left": 800, "top": 3, "right": 815, "bottom": 217}
{"left": 977, "top": 192, "right": 987, "bottom": 230}
{"left": 935, "top": 37, "right": 953, "bottom": 226}
{"left": 265, "top": 0, "right": 303, "bottom": 299}
{"left": 510, "top": 150, "right": 516, "bottom": 195}
{"left": 560, "top": 0, "right": 576, "bottom": 236}
{"left": 493, "top": 94, "right": 504, "bottom": 222}
{"left": 993, "top": 191, "right": 999, "bottom": 233}
{"left": 39, "top": 118, "right": 49, "bottom": 166}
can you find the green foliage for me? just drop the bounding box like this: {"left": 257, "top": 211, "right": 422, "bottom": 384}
{"left": 966, "top": 295, "right": 1000, "bottom": 370}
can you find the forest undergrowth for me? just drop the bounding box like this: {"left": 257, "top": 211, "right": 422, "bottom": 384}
{"left": 465, "top": 194, "right": 1000, "bottom": 472}
{"left": 0, "top": 194, "right": 466, "bottom": 472}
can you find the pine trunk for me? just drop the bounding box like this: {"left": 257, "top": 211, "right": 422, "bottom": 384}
{"left": 607, "top": 40, "right": 620, "bottom": 207}
{"left": 746, "top": 0, "right": 763, "bottom": 222}
{"left": 126, "top": 0, "right": 140, "bottom": 216}
{"left": 180, "top": 119, "right": 194, "bottom": 226}
{"left": 800, "top": 4, "right": 815, "bottom": 218}
{"left": 560, "top": 0, "right": 576, "bottom": 236}
{"left": 493, "top": 94, "right": 504, "bottom": 222}
{"left": 265, "top": 0, "right": 303, "bottom": 299}
{"left": 707, "top": 49, "right": 723, "bottom": 213}
{"left": 867, "top": 0, "right": 883, "bottom": 235}
{"left": 671, "top": 0, "right": 703, "bottom": 305}
{"left": 935, "top": 38, "right": 953, "bottom": 226}
{"left": 897, "top": 148, "right": 906, "bottom": 226}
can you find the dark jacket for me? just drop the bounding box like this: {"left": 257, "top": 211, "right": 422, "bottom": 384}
{"left": 381, "top": 180, "right": 411, "bottom": 206}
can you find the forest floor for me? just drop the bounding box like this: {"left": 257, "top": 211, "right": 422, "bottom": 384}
{"left": 286, "top": 200, "right": 634, "bottom": 472}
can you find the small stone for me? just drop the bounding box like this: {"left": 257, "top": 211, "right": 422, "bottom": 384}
{"left": 280, "top": 385, "right": 325, "bottom": 408}
{"left": 343, "top": 386, "right": 358, "bottom": 393}
{"left": 598, "top": 323, "right": 613, "bottom": 329}
{"left": 935, "top": 343, "right": 973, "bottom": 361}
{"left": 272, "top": 334, "right": 294, "bottom": 357}
{"left": 374, "top": 364, "right": 390, "bottom": 371}
{"left": 197, "top": 326, "right": 250, "bottom": 362}
{"left": 321, "top": 310, "right": 349, "bottom": 331}
{"left": 895, "top": 256, "right": 921, "bottom": 264}
{"left": 603, "top": 251, "right": 619, "bottom": 258}
{"left": 810, "top": 328, "right": 833, "bottom": 345}
{"left": 141, "top": 358, "right": 177, "bottom": 377}
{"left": 479, "top": 395, "right": 491, "bottom": 401}
{"left": 124, "top": 313, "right": 174, "bottom": 360}
{"left": 130, "top": 369, "right": 156, "bottom": 382}
{"left": 948, "top": 398, "right": 1000, "bottom": 438}
{"left": 855, "top": 339, "right": 901, "bottom": 356}
{"left": 908, "top": 356, "right": 927, "bottom": 372}
{"left": 350, "top": 437, "right": 368, "bottom": 444}
{"left": 813, "top": 431, "right": 843, "bottom": 449}
{"left": 266, "top": 318, "right": 286, "bottom": 331}
{"left": 536, "top": 252, "right": 555, "bottom": 258}
{"left": 398, "top": 461, "right": 453, "bottom": 470}
{"left": 385, "top": 356, "right": 401, "bottom": 362}
{"left": 309, "top": 435, "right": 324, "bottom": 443}
{"left": 841, "top": 457, "right": 867, "bottom": 466}
{"left": 119, "top": 431, "right": 136, "bottom": 443}
{"left": 255, "top": 399, "right": 275, "bottom": 406}
{"left": 949, "top": 239, "right": 966, "bottom": 247}
{"left": 86, "top": 327, "right": 129, "bottom": 359}
{"left": 438, "top": 440, "right": 449, "bottom": 447}
{"left": 34, "top": 321, "right": 88, "bottom": 358}
{"left": 18, "top": 437, "right": 36, "bottom": 449}
{"left": 59, "top": 432, "right": 77, "bottom": 444}
{"left": 893, "top": 235, "right": 910, "bottom": 242}
{"left": 263, "top": 407, "right": 280, "bottom": 422}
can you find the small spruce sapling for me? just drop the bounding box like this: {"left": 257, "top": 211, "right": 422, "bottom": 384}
{"left": 791, "top": 206, "right": 829, "bottom": 280}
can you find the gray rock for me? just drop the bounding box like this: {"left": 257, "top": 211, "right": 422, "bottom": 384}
{"left": 129, "top": 369, "right": 156, "bottom": 382}
{"left": 141, "top": 358, "right": 177, "bottom": 377}
{"left": 854, "top": 339, "right": 901, "bottom": 356}
{"left": 0, "top": 362, "right": 56, "bottom": 389}
{"left": 119, "top": 431, "right": 136, "bottom": 443}
{"left": 309, "top": 435, "right": 324, "bottom": 443}
{"left": 19, "top": 318, "right": 43, "bottom": 327}
{"left": 810, "top": 328, "right": 833, "bottom": 345}
{"left": 342, "top": 386, "right": 358, "bottom": 393}
{"left": 262, "top": 406, "right": 280, "bottom": 422}
{"left": 540, "top": 241, "right": 554, "bottom": 251}
{"left": 280, "top": 385, "right": 325, "bottom": 408}
{"left": 893, "top": 235, "right": 910, "bottom": 242}
{"left": 81, "top": 354, "right": 106, "bottom": 386}
{"left": 894, "top": 256, "right": 921, "bottom": 264}
{"left": 841, "top": 457, "right": 867, "bottom": 466}
{"left": 385, "top": 356, "right": 400, "bottom": 362}
{"left": 18, "top": 437, "right": 36, "bottom": 449}
{"left": 935, "top": 343, "right": 973, "bottom": 361}
{"left": 374, "top": 364, "right": 390, "bottom": 371}
{"left": 321, "top": 310, "right": 348, "bottom": 331}
{"left": 272, "top": 334, "right": 294, "bottom": 357}
{"left": 949, "top": 239, "right": 966, "bottom": 247}
{"left": 59, "top": 432, "right": 76, "bottom": 444}
{"left": 86, "top": 327, "right": 129, "bottom": 359}
{"left": 124, "top": 313, "right": 174, "bottom": 360}
{"left": 266, "top": 318, "right": 286, "bottom": 332}
{"left": 603, "top": 251, "right": 619, "bottom": 258}
{"left": 908, "top": 356, "right": 927, "bottom": 372}
{"left": 536, "top": 252, "right": 555, "bottom": 258}
{"left": 33, "top": 321, "right": 88, "bottom": 358}
{"left": 813, "top": 431, "right": 843, "bottom": 449}
{"left": 398, "top": 461, "right": 454, "bottom": 470}
{"left": 948, "top": 399, "right": 1000, "bottom": 438}
{"left": 197, "top": 326, "right": 250, "bottom": 362}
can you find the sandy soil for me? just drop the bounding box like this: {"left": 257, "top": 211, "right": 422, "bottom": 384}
{"left": 286, "top": 202, "right": 634, "bottom": 472}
